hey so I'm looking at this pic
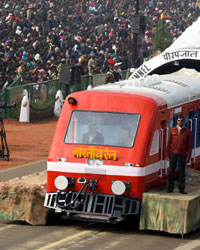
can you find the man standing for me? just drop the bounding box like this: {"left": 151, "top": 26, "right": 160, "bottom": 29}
{"left": 82, "top": 123, "right": 104, "bottom": 145}
{"left": 114, "top": 62, "right": 123, "bottom": 81}
{"left": 88, "top": 53, "right": 97, "bottom": 76}
{"left": 105, "top": 59, "right": 116, "bottom": 84}
{"left": 167, "top": 116, "right": 192, "bottom": 194}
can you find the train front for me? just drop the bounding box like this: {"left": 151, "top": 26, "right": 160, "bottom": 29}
{"left": 44, "top": 89, "right": 158, "bottom": 223}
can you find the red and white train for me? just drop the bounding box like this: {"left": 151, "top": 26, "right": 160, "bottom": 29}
{"left": 44, "top": 72, "right": 200, "bottom": 223}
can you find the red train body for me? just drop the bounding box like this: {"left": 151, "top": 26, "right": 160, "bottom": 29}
{"left": 44, "top": 73, "right": 200, "bottom": 223}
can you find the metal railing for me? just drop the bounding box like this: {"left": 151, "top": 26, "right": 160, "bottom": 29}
{"left": 0, "top": 70, "right": 130, "bottom": 119}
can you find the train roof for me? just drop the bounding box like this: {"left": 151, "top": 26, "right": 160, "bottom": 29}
{"left": 92, "top": 72, "right": 200, "bottom": 109}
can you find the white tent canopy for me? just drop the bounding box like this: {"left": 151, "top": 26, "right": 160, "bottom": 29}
{"left": 129, "top": 17, "right": 200, "bottom": 80}
{"left": 165, "top": 17, "right": 200, "bottom": 52}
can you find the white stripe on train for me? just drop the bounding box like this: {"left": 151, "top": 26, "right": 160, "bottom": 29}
{"left": 47, "top": 147, "right": 200, "bottom": 177}
{"left": 48, "top": 161, "right": 161, "bottom": 177}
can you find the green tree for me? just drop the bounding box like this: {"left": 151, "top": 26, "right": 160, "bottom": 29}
{"left": 152, "top": 20, "right": 173, "bottom": 53}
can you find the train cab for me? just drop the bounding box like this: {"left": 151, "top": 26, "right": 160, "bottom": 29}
{"left": 45, "top": 73, "right": 200, "bottom": 223}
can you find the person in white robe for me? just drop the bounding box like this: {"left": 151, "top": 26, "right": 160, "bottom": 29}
{"left": 19, "top": 90, "right": 30, "bottom": 123}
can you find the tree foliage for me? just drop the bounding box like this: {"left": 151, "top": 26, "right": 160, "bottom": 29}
{"left": 152, "top": 20, "right": 173, "bottom": 53}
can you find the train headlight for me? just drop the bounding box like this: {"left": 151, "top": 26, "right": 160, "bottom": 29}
{"left": 111, "top": 181, "right": 130, "bottom": 195}
{"left": 125, "top": 162, "right": 133, "bottom": 167}
{"left": 87, "top": 158, "right": 96, "bottom": 165}
{"left": 68, "top": 97, "right": 77, "bottom": 105}
{"left": 111, "top": 181, "right": 126, "bottom": 195}
{"left": 54, "top": 176, "right": 69, "bottom": 190}
{"left": 87, "top": 159, "right": 103, "bottom": 166}
{"left": 96, "top": 159, "right": 103, "bottom": 166}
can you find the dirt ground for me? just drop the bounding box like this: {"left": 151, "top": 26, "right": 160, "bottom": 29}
{"left": 0, "top": 118, "right": 58, "bottom": 170}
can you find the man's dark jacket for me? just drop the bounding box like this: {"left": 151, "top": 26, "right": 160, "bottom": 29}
{"left": 167, "top": 126, "right": 192, "bottom": 158}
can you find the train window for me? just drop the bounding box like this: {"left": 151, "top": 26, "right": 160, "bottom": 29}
{"left": 64, "top": 111, "right": 140, "bottom": 147}
{"left": 197, "top": 109, "right": 200, "bottom": 147}
{"left": 173, "top": 115, "right": 179, "bottom": 127}
{"left": 187, "top": 111, "right": 198, "bottom": 149}
{"left": 149, "top": 130, "right": 159, "bottom": 155}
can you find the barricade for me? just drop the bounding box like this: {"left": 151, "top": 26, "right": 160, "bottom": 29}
{"left": 0, "top": 70, "right": 130, "bottom": 120}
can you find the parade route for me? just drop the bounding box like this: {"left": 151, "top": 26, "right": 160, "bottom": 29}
{"left": 0, "top": 118, "right": 57, "bottom": 170}
{"left": 1, "top": 119, "right": 200, "bottom": 249}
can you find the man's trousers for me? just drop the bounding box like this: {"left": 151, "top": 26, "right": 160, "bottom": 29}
{"left": 168, "top": 153, "right": 186, "bottom": 191}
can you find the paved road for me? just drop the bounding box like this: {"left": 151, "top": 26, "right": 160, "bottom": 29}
{"left": 0, "top": 159, "right": 47, "bottom": 182}
{"left": 1, "top": 161, "right": 200, "bottom": 250}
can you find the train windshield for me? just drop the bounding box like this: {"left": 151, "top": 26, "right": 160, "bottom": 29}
{"left": 64, "top": 111, "right": 140, "bottom": 147}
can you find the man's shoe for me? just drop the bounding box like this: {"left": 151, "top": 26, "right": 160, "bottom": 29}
{"left": 167, "top": 190, "right": 173, "bottom": 193}
{"left": 180, "top": 190, "right": 187, "bottom": 194}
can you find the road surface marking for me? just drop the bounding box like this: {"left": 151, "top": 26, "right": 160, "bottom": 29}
{"left": 0, "top": 159, "right": 46, "bottom": 173}
{"left": 0, "top": 224, "right": 16, "bottom": 232}
{"left": 38, "top": 230, "right": 93, "bottom": 250}
{"left": 174, "top": 239, "right": 200, "bottom": 250}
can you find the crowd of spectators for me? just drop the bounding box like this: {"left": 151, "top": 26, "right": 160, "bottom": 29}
{"left": 0, "top": 0, "right": 200, "bottom": 89}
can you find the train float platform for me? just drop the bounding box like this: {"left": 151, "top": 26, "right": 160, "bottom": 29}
{"left": 140, "top": 178, "right": 200, "bottom": 236}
